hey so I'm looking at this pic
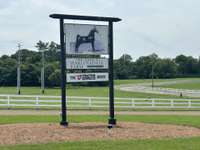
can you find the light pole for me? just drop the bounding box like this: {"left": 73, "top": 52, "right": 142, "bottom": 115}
{"left": 41, "top": 49, "right": 47, "bottom": 94}
{"left": 17, "top": 43, "right": 22, "bottom": 95}
{"left": 151, "top": 64, "right": 154, "bottom": 88}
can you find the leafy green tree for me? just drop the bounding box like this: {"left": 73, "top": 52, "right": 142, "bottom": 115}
{"left": 35, "top": 40, "right": 49, "bottom": 51}
{"left": 114, "top": 54, "right": 134, "bottom": 79}
{"left": 154, "top": 58, "right": 177, "bottom": 78}
{"left": 135, "top": 53, "right": 158, "bottom": 78}
{"left": 48, "top": 69, "right": 60, "bottom": 86}
{"left": 21, "top": 64, "right": 40, "bottom": 86}
{"left": 2, "top": 41, "right": 200, "bottom": 87}
{"left": 0, "top": 56, "right": 17, "bottom": 86}
{"left": 175, "top": 55, "right": 199, "bottom": 76}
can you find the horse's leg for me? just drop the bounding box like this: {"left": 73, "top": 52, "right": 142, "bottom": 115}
{"left": 91, "top": 41, "right": 95, "bottom": 51}
{"left": 75, "top": 35, "right": 80, "bottom": 52}
{"left": 75, "top": 43, "right": 79, "bottom": 52}
{"left": 75, "top": 43, "right": 77, "bottom": 52}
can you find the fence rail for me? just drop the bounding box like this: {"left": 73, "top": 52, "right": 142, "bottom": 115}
{"left": 1, "top": 94, "right": 200, "bottom": 109}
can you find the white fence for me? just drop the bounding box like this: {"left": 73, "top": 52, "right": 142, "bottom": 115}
{"left": 1, "top": 94, "right": 200, "bottom": 109}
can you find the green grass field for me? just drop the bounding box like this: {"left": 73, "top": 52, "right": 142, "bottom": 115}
{"left": 159, "top": 80, "right": 200, "bottom": 90}
{"left": 1, "top": 78, "right": 199, "bottom": 98}
{"left": 2, "top": 115, "right": 200, "bottom": 128}
{"left": 1, "top": 114, "right": 200, "bottom": 149}
{"left": 1, "top": 137, "right": 200, "bottom": 150}
{"left": 0, "top": 86, "right": 183, "bottom": 98}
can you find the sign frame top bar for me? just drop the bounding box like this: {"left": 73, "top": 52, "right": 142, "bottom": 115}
{"left": 49, "top": 14, "right": 121, "bottom": 22}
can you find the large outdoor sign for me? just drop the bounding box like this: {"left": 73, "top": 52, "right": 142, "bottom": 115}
{"left": 50, "top": 13, "right": 121, "bottom": 127}
{"left": 64, "top": 23, "right": 108, "bottom": 54}
{"left": 66, "top": 58, "right": 108, "bottom": 69}
{"left": 67, "top": 73, "right": 108, "bottom": 82}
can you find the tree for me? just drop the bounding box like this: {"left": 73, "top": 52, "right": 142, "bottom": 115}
{"left": 175, "top": 55, "right": 198, "bottom": 76}
{"left": 0, "top": 42, "right": 61, "bottom": 87}
{"left": 35, "top": 40, "right": 49, "bottom": 51}
{"left": 114, "top": 54, "right": 134, "bottom": 79}
{"left": 2, "top": 43, "right": 200, "bottom": 87}
{"left": 48, "top": 69, "right": 60, "bottom": 86}
{"left": 154, "top": 58, "right": 177, "bottom": 78}
{"left": 0, "top": 56, "right": 17, "bottom": 86}
{"left": 135, "top": 53, "right": 158, "bottom": 78}
{"left": 21, "top": 64, "right": 40, "bottom": 86}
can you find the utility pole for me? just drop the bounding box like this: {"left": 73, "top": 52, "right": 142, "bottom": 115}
{"left": 151, "top": 64, "right": 154, "bottom": 88}
{"left": 41, "top": 49, "right": 45, "bottom": 94}
{"left": 17, "top": 43, "right": 22, "bottom": 95}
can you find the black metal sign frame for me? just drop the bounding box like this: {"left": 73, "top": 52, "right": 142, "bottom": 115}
{"left": 50, "top": 14, "right": 121, "bottom": 127}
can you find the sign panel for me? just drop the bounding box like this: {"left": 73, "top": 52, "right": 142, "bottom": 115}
{"left": 66, "top": 58, "right": 108, "bottom": 69}
{"left": 64, "top": 23, "right": 108, "bottom": 54}
{"left": 67, "top": 73, "right": 108, "bottom": 82}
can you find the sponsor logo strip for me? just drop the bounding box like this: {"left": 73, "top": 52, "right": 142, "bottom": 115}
{"left": 67, "top": 73, "right": 108, "bottom": 82}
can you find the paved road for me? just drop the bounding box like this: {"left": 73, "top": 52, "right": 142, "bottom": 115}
{"left": 116, "top": 79, "right": 200, "bottom": 98}
{"left": 1, "top": 110, "right": 200, "bottom": 116}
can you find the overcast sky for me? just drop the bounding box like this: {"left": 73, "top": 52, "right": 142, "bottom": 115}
{"left": 0, "top": 0, "right": 200, "bottom": 59}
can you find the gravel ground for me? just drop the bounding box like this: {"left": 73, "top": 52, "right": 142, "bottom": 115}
{"left": 1, "top": 122, "right": 200, "bottom": 145}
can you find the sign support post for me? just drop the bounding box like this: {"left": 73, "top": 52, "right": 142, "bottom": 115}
{"left": 108, "top": 21, "right": 116, "bottom": 126}
{"left": 60, "top": 18, "right": 68, "bottom": 126}
{"left": 50, "top": 14, "right": 121, "bottom": 127}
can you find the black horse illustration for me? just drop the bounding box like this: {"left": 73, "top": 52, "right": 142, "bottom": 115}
{"left": 75, "top": 27, "right": 99, "bottom": 52}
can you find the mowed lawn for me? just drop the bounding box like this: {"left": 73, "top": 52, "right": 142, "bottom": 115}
{"left": 1, "top": 114, "right": 200, "bottom": 149}
{"left": 0, "top": 86, "right": 182, "bottom": 98}
{"left": 2, "top": 115, "right": 200, "bottom": 128}
{"left": 159, "top": 80, "right": 200, "bottom": 90}
{"left": 0, "top": 78, "right": 196, "bottom": 98}
{"left": 1, "top": 138, "right": 200, "bottom": 150}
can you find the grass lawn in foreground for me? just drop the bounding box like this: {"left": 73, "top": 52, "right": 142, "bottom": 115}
{"left": 1, "top": 114, "right": 200, "bottom": 128}
{"left": 0, "top": 114, "right": 200, "bottom": 150}
{"left": 1, "top": 137, "right": 200, "bottom": 150}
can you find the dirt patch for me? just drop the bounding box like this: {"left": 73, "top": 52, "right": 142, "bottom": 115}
{"left": 1, "top": 122, "right": 200, "bottom": 145}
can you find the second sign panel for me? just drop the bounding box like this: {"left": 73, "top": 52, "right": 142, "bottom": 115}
{"left": 66, "top": 58, "right": 108, "bottom": 69}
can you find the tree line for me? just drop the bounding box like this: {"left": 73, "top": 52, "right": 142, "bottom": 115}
{"left": 0, "top": 41, "right": 200, "bottom": 86}
{"left": 114, "top": 53, "right": 200, "bottom": 79}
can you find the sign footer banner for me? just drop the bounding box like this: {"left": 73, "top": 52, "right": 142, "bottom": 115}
{"left": 67, "top": 73, "right": 108, "bottom": 82}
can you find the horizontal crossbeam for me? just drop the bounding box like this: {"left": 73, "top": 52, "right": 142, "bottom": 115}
{"left": 49, "top": 14, "right": 121, "bottom": 22}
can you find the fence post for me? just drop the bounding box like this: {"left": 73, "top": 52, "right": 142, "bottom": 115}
{"left": 188, "top": 100, "right": 191, "bottom": 108}
{"left": 152, "top": 99, "right": 155, "bottom": 108}
{"left": 88, "top": 98, "right": 92, "bottom": 109}
{"left": 7, "top": 95, "right": 10, "bottom": 109}
{"left": 132, "top": 99, "right": 135, "bottom": 109}
{"left": 36, "top": 96, "right": 39, "bottom": 110}
{"left": 171, "top": 99, "right": 174, "bottom": 108}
